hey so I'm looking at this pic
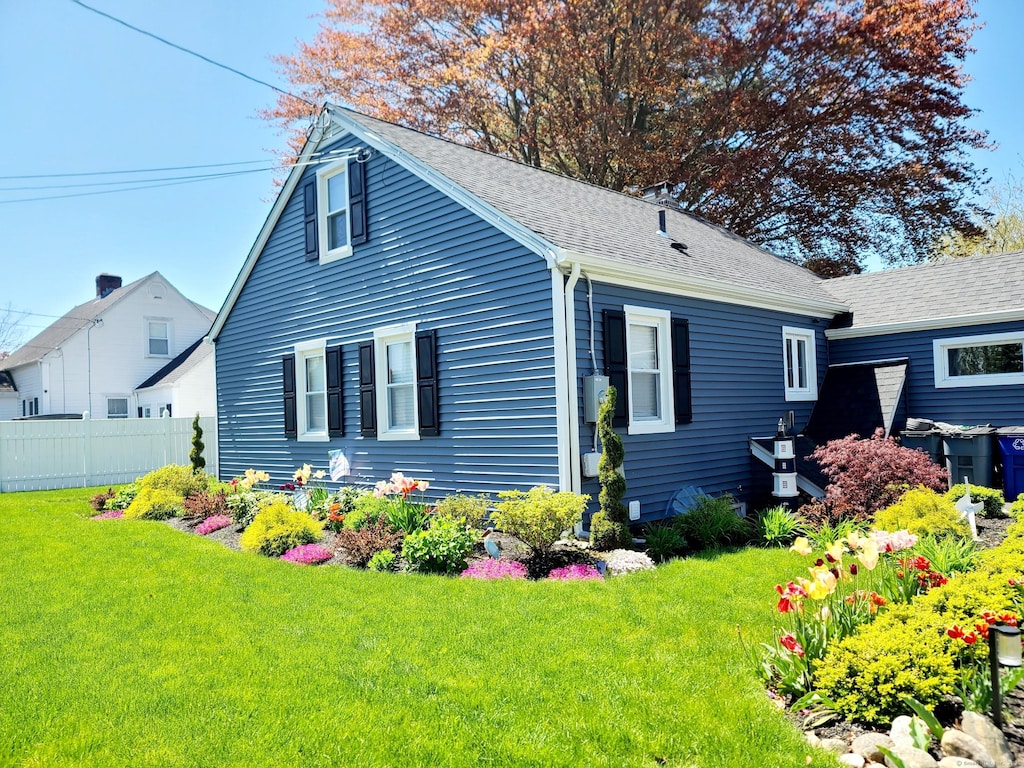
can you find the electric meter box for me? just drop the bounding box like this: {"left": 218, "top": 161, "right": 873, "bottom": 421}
{"left": 583, "top": 375, "right": 610, "bottom": 423}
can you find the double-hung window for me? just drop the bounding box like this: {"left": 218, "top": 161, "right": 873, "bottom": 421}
{"left": 374, "top": 323, "right": 418, "bottom": 440}
{"left": 782, "top": 327, "right": 817, "bottom": 401}
{"left": 107, "top": 397, "right": 129, "bottom": 419}
{"left": 934, "top": 331, "right": 1024, "bottom": 388}
{"left": 623, "top": 306, "right": 674, "bottom": 434}
{"left": 295, "top": 340, "right": 328, "bottom": 441}
{"left": 316, "top": 161, "right": 352, "bottom": 264}
{"left": 147, "top": 320, "right": 170, "bottom": 357}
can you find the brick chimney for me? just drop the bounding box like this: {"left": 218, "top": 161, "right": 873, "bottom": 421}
{"left": 96, "top": 274, "right": 122, "bottom": 299}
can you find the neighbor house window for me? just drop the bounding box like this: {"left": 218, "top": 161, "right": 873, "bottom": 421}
{"left": 374, "top": 323, "right": 418, "bottom": 440}
{"left": 624, "top": 306, "right": 674, "bottom": 434}
{"left": 294, "top": 340, "right": 328, "bottom": 441}
{"left": 316, "top": 161, "right": 352, "bottom": 264}
{"left": 147, "top": 320, "right": 170, "bottom": 356}
{"left": 782, "top": 327, "right": 818, "bottom": 401}
{"left": 107, "top": 397, "right": 129, "bottom": 419}
{"left": 934, "top": 331, "right": 1024, "bottom": 388}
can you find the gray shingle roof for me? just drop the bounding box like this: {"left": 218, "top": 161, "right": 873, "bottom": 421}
{"left": 339, "top": 108, "right": 838, "bottom": 307}
{"left": 136, "top": 338, "right": 211, "bottom": 390}
{"left": 821, "top": 250, "right": 1024, "bottom": 330}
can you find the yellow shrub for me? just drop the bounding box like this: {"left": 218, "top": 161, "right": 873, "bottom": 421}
{"left": 874, "top": 487, "right": 970, "bottom": 538}
{"left": 239, "top": 502, "right": 323, "bottom": 557}
{"left": 124, "top": 487, "right": 183, "bottom": 520}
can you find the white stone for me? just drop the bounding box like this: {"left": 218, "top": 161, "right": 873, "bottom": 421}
{"left": 937, "top": 758, "right": 983, "bottom": 768}
{"left": 890, "top": 716, "right": 916, "bottom": 749}
{"left": 820, "top": 737, "right": 849, "bottom": 754}
{"left": 959, "top": 712, "right": 1014, "bottom": 768}
{"left": 884, "top": 745, "right": 938, "bottom": 768}
{"left": 852, "top": 733, "right": 895, "bottom": 763}
{"left": 839, "top": 753, "right": 867, "bottom": 767}
{"left": 940, "top": 728, "right": 995, "bottom": 768}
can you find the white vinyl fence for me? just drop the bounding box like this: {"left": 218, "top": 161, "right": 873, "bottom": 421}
{"left": 0, "top": 415, "right": 218, "bottom": 492}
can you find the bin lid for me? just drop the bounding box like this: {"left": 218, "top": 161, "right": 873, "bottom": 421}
{"left": 997, "top": 426, "right": 1024, "bottom": 435}
{"left": 962, "top": 426, "right": 996, "bottom": 436}
{"left": 906, "top": 417, "right": 935, "bottom": 431}
{"left": 901, "top": 430, "right": 938, "bottom": 437}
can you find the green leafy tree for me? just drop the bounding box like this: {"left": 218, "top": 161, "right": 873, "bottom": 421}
{"left": 935, "top": 176, "right": 1024, "bottom": 258}
{"left": 190, "top": 413, "right": 206, "bottom": 473}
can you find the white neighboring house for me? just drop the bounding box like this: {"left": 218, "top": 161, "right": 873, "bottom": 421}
{"left": 0, "top": 370, "right": 17, "bottom": 421}
{"left": 1, "top": 272, "right": 217, "bottom": 419}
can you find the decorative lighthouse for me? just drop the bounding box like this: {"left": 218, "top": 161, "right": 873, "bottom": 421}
{"left": 772, "top": 418, "right": 798, "bottom": 503}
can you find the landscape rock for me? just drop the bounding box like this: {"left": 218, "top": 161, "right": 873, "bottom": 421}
{"left": 884, "top": 745, "right": 938, "bottom": 768}
{"left": 940, "top": 728, "right": 995, "bottom": 768}
{"left": 959, "top": 712, "right": 1014, "bottom": 768}
{"left": 839, "top": 753, "right": 866, "bottom": 767}
{"left": 804, "top": 731, "right": 821, "bottom": 748}
{"left": 890, "top": 716, "right": 916, "bottom": 749}
{"left": 853, "top": 733, "right": 895, "bottom": 762}
{"left": 819, "top": 737, "right": 850, "bottom": 754}
{"left": 937, "top": 758, "right": 983, "bottom": 768}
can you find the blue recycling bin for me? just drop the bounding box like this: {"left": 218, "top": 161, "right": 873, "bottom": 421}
{"left": 997, "top": 428, "right": 1024, "bottom": 501}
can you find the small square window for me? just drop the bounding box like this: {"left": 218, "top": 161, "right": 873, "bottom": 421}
{"left": 782, "top": 327, "right": 817, "bottom": 401}
{"left": 107, "top": 398, "right": 129, "bottom": 419}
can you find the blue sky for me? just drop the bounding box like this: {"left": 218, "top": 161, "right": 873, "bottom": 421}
{"left": 0, "top": 0, "right": 1020, "bottom": 343}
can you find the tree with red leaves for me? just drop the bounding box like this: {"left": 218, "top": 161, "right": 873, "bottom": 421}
{"left": 267, "top": 0, "right": 989, "bottom": 275}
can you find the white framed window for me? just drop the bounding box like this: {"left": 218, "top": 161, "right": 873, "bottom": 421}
{"left": 782, "top": 327, "right": 818, "bottom": 401}
{"left": 143, "top": 406, "right": 152, "bottom": 418}
{"left": 294, "top": 339, "right": 329, "bottom": 441}
{"left": 934, "top": 331, "right": 1024, "bottom": 388}
{"left": 624, "top": 305, "right": 674, "bottom": 434}
{"left": 107, "top": 397, "right": 129, "bottom": 419}
{"left": 374, "top": 322, "right": 419, "bottom": 441}
{"left": 147, "top": 319, "right": 170, "bottom": 357}
{"left": 316, "top": 160, "right": 352, "bottom": 264}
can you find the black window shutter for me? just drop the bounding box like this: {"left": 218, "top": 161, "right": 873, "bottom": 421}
{"left": 282, "top": 353, "right": 297, "bottom": 438}
{"left": 602, "top": 309, "right": 628, "bottom": 427}
{"left": 349, "top": 159, "right": 368, "bottom": 246}
{"left": 672, "top": 318, "right": 693, "bottom": 424}
{"left": 165, "top": 404, "right": 172, "bottom": 418}
{"left": 358, "top": 342, "right": 377, "bottom": 436}
{"left": 415, "top": 329, "right": 439, "bottom": 436}
{"left": 137, "top": 406, "right": 143, "bottom": 418}
{"left": 303, "top": 180, "right": 318, "bottom": 261}
{"left": 326, "top": 344, "right": 344, "bottom": 437}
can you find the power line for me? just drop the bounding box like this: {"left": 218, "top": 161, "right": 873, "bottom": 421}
{"left": 0, "top": 159, "right": 276, "bottom": 181}
{"left": 0, "top": 167, "right": 286, "bottom": 192}
{"left": 68, "top": 0, "right": 316, "bottom": 108}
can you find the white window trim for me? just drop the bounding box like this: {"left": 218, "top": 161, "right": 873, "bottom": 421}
{"left": 374, "top": 321, "right": 420, "bottom": 441}
{"left": 316, "top": 160, "right": 353, "bottom": 265}
{"left": 294, "top": 339, "right": 329, "bottom": 442}
{"left": 623, "top": 305, "right": 675, "bottom": 435}
{"left": 145, "top": 317, "right": 172, "bottom": 359}
{"left": 782, "top": 326, "right": 818, "bottom": 402}
{"left": 933, "top": 330, "right": 1024, "bottom": 389}
{"left": 106, "top": 395, "right": 130, "bottom": 419}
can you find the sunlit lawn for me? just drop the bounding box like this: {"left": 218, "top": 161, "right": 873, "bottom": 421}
{"left": 0, "top": 488, "right": 838, "bottom": 768}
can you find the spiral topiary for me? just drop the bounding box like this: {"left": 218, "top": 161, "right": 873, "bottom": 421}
{"left": 190, "top": 413, "right": 206, "bottom": 472}
{"left": 593, "top": 385, "right": 631, "bottom": 550}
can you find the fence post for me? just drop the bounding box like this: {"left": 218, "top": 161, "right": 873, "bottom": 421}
{"left": 82, "top": 411, "right": 92, "bottom": 487}
{"left": 165, "top": 411, "right": 173, "bottom": 466}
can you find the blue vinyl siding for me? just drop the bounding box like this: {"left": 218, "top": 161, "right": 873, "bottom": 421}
{"left": 574, "top": 282, "right": 828, "bottom": 518}
{"left": 828, "top": 321, "right": 1024, "bottom": 426}
{"left": 215, "top": 134, "right": 560, "bottom": 494}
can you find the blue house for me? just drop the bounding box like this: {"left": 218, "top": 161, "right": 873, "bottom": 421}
{"left": 208, "top": 105, "right": 1024, "bottom": 520}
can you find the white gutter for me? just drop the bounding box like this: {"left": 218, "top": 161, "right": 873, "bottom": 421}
{"left": 550, "top": 266, "right": 573, "bottom": 492}
{"left": 563, "top": 262, "right": 582, "bottom": 494}
{"left": 825, "top": 309, "right": 1024, "bottom": 340}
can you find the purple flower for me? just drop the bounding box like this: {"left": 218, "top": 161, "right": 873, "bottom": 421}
{"left": 280, "top": 543, "right": 333, "bottom": 565}
{"left": 547, "top": 564, "right": 603, "bottom": 581}
{"left": 91, "top": 509, "right": 123, "bottom": 520}
{"left": 460, "top": 560, "right": 529, "bottom": 580}
{"left": 196, "top": 514, "right": 232, "bottom": 536}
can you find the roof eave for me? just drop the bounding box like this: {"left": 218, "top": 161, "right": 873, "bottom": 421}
{"left": 825, "top": 308, "right": 1024, "bottom": 340}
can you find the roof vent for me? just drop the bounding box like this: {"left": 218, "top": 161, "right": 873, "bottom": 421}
{"left": 642, "top": 181, "right": 672, "bottom": 203}
{"left": 96, "top": 274, "right": 122, "bottom": 299}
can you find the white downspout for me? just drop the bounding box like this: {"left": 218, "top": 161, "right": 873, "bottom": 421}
{"left": 550, "top": 266, "right": 573, "bottom": 492}
{"left": 563, "top": 263, "right": 582, "bottom": 495}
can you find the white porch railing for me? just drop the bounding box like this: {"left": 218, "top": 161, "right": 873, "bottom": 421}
{"left": 0, "top": 414, "right": 218, "bottom": 492}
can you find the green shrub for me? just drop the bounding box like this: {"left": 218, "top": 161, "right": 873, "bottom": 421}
{"left": 124, "top": 487, "right": 184, "bottom": 520}
{"left": 239, "top": 502, "right": 323, "bottom": 557}
{"left": 137, "top": 464, "right": 208, "bottom": 498}
{"left": 643, "top": 521, "right": 686, "bottom": 563}
{"left": 343, "top": 493, "right": 391, "bottom": 531}
{"left": 434, "top": 493, "right": 490, "bottom": 529}
{"left": 368, "top": 550, "right": 397, "bottom": 572}
{"left": 105, "top": 484, "right": 138, "bottom": 510}
{"left": 672, "top": 494, "right": 749, "bottom": 551}
{"left": 589, "top": 510, "right": 632, "bottom": 551}
{"left": 755, "top": 504, "right": 807, "bottom": 547}
{"left": 226, "top": 490, "right": 285, "bottom": 529}
{"left": 401, "top": 515, "right": 479, "bottom": 574}
{"left": 945, "top": 483, "right": 1006, "bottom": 518}
{"left": 491, "top": 486, "right": 589, "bottom": 555}
{"left": 874, "top": 487, "right": 970, "bottom": 538}
{"left": 912, "top": 534, "right": 980, "bottom": 576}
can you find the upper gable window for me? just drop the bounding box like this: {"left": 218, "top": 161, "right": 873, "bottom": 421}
{"left": 147, "top": 320, "right": 170, "bottom": 357}
{"left": 624, "top": 306, "right": 674, "bottom": 435}
{"left": 316, "top": 161, "right": 353, "bottom": 264}
{"left": 934, "top": 331, "right": 1024, "bottom": 388}
{"left": 782, "top": 326, "right": 817, "bottom": 401}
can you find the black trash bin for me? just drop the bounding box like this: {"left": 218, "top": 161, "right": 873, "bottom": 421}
{"left": 900, "top": 429, "right": 943, "bottom": 466}
{"left": 942, "top": 426, "right": 996, "bottom": 488}
{"left": 997, "top": 428, "right": 1024, "bottom": 502}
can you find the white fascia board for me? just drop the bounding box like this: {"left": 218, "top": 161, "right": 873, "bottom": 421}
{"left": 825, "top": 309, "right": 1024, "bottom": 340}
{"left": 327, "top": 106, "right": 562, "bottom": 270}
{"left": 567, "top": 251, "right": 848, "bottom": 319}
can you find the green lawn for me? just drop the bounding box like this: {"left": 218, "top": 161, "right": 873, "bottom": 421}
{"left": 0, "top": 489, "right": 837, "bottom": 768}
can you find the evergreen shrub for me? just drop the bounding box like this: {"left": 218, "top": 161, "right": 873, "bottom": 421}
{"left": 239, "top": 502, "right": 323, "bottom": 557}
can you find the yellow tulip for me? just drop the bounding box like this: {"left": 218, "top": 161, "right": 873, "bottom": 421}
{"left": 790, "top": 537, "right": 812, "bottom": 556}
{"left": 857, "top": 541, "right": 879, "bottom": 571}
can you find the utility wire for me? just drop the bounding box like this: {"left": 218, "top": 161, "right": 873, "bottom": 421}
{"left": 0, "top": 159, "right": 275, "bottom": 181}
{"left": 68, "top": 0, "right": 316, "bottom": 107}
{"left": 0, "top": 167, "right": 287, "bottom": 192}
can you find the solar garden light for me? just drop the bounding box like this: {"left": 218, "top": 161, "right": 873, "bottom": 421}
{"left": 989, "top": 623, "right": 1022, "bottom": 729}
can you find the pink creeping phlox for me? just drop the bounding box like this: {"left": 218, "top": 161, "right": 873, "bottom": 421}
{"left": 460, "top": 560, "right": 529, "bottom": 580}
{"left": 280, "top": 543, "right": 333, "bottom": 565}
{"left": 548, "top": 564, "right": 603, "bottom": 581}
{"left": 196, "top": 514, "right": 232, "bottom": 536}
{"left": 91, "top": 510, "right": 123, "bottom": 520}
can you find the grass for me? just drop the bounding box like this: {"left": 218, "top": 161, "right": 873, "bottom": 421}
{"left": 0, "top": 488, "right": 838, "bottom": 768}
